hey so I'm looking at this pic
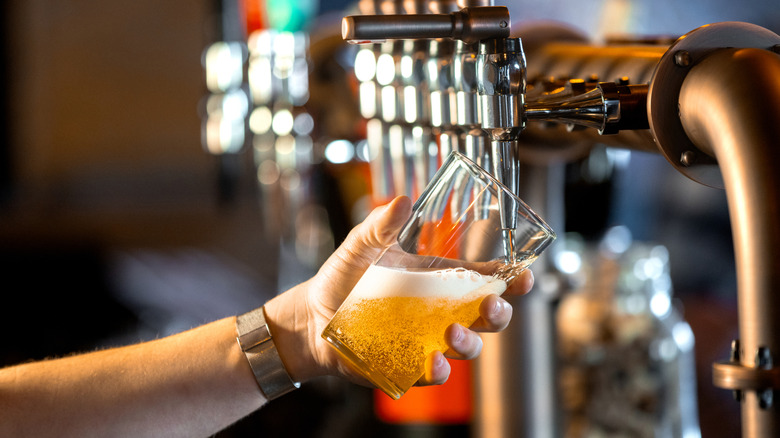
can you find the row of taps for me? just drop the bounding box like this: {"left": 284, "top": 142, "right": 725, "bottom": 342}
{"left": 344, "top": 1, "right": 649, "bottom": 253}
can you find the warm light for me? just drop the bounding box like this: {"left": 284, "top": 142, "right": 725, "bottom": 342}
{"left": 381, "top": 86, "right": 397, "bottom": 123}
{"left": 248, "top": 30, "right": 273, "bottom": 57}
{"left": 389, "top": 125, "right": 404, "bottom": 161}
{"left": 248, "top": 57, "right": 273, "bottom": 104}
{"left": 275, "top": 135, "right": 296, "bottom": 168}
{"left": 257, "top": 159, "right": 281, "bottom": 185}
{"left": 359, "top": 81, "right": 377, "bottom": 119}
{"left": 273, "top": 31, "right": 296, "bottom": 58}
{"left": 272, "top": 33, "right": 296, "bottom": 80}
{"left": 354, "top": 48, "right": 377, "bottom": 82}
{"left": 272, "top": 109, "right": 294, "bottom": 136}
{"left": 281, "top": 168, "right": 301, "bottom": 191}
{"left": 375, "top": 53, "right": 395, "bottom": 86}
{"left": 205, "top": 42, "right": 244, "bottom": 93}
{"left": 203, "top": 91, "right": 248, "bottom": 154}
{"left": 249, "top": 106, "right": 273, "bottom": 134}
{"left": 366, "top": 119, "right": 383, "bottom": 162}
{"left": 430, "top": 91, "right": 443, "bottom": 127}
{"left": 404, "top": 86, "right": 418, "bottom": 123}
{"left": 400, "top": 54, "right": 413, "bottom": 79}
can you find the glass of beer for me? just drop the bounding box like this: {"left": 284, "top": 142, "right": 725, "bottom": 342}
{"left": 321, "top": 151, "right": 556, "bottom": 399}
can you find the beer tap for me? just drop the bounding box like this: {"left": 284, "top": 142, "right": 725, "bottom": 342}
{"left": 353, "top": 0, "right": 405, "bottom": 203}
{"left": 399, "top": 0, "right": 436, "bottom": 198}
{"left": 344, "top": 7, "right": 522, "bottom": 259}
{"left": 342, "top": 8, "right": 650, "bottom": 189}
{"left": 427, "top": 38, "right": 459, "bottom": 156}
{"left": 400, "top": 36, "right": 436, "bottom": 197}
{"left": 475, "top": 37, "right": 525, "bottom": 261}
{"left": 379, "top": 37, "right": 412, "bottom": 198}
{"left": 453, "top": 39, "right": 487, "bottom": 165}
{"left": 524, "top": 79, "right": 650, "bottom": 134}
{"left": 424, "top": 0, "right": 461, "bottom": 159}
{"left": 342, "top": 5, "right": 515, "bottom": 217}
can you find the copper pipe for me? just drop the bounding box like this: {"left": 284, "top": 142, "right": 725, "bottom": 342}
{"left": 678, "top": 46, "right": 780, "bottom": 437}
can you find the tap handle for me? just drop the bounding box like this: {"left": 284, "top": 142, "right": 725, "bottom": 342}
{"left": 342, "top": 6, "right": 510, "bottom": 44}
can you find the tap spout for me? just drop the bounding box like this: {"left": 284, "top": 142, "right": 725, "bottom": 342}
{"left": 476, "top": 37, "right": 526, "bottom": 261}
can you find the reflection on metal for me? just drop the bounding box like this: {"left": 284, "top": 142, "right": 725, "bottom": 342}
{"left": 201, "top": 42, "right": 249, "bottom": 155}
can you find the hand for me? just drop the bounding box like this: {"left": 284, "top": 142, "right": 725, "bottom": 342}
{"left": 264, "top": 196, "right": 534, "bottom": 387}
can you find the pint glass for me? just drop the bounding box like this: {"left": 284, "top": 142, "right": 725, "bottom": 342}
{"left": 321, "top": 151, "right": 556, "bottom": 399}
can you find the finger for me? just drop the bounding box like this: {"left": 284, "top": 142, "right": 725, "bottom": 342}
{"left": 469, "top": 294, "right": 513, "bottom": 332}
{"left": 442, "top": 323, "right": 483, "bottom": 360}
{"left": 417, "top": 351, "right": 450, "bottom": 386}
{"left": 504, "top": 269, "right": 534, "bottom": 297}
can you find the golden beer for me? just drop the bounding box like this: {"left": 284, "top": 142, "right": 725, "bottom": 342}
{"left": 322, "top": 264, "right": 507, "bottom": 399}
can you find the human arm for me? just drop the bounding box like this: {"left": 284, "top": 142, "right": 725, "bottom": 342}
{"left": 0, "top": 196, "right": 533, "bottom": 437}
{"left": 0, "top": 317, "right": 260, "bottom": 438}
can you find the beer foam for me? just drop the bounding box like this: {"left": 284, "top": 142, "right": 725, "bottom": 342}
{"left": 348, "top": 264, "right": 507, "bottom": 300}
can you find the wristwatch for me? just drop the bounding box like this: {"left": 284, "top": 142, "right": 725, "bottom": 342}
{"left": 236, "top": 306, "right": 300, "bottom": 400}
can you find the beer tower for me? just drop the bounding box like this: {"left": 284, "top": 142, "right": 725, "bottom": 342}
{"left": 342, "top": 2, "right": 780, "bottom": 437}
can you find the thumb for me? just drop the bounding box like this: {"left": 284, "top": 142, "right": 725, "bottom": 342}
{"left": 339, "top": 195, "right": 412, "bottom": 270}
{"left": 317, "top": 196, "right": 412, "bottom": 303}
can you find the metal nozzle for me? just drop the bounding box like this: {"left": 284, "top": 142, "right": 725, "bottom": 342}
{"left": 477, "top": 37, "right": 527, "bottom": 140}
{"left": 473, "top": 37, "right": 526, "bottom": 249}
{"left": 491, "top": 139, "right": 519, "bottom": 236}
{"left": 525, "top": 80, "right": 649, "bottom": 134}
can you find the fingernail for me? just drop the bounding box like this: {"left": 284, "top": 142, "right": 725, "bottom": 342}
{"left": 436, "top": 352, "right": 446, "bottom": 369}
{"left": 453, "top": 324, "right": 464, "bottom": 343}
{"left": 489, "top": 297, "right": 504, "bottom": 319}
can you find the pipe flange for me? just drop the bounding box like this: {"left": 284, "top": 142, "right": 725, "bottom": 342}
{"left": 647, "top": 22, "right": 780, "bottom": 188}
{"left": 713, "top": 361, "right": 780, "bottom": 391}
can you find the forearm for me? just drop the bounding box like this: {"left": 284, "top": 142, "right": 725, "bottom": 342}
{"left": 0, "top": 317, "right": 264, "bottom": 438}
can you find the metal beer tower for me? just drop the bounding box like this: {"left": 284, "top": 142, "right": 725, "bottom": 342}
{"left": 342, "top": 1, "right": 780, "bottom": 436}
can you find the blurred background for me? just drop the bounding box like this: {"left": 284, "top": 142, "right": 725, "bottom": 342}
{"left": 0, "top": 0, "right": 778, "bottom": 437}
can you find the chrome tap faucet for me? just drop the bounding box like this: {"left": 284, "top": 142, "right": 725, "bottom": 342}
{"left": 476, "top": 37, "right": 526, "bottom": 258}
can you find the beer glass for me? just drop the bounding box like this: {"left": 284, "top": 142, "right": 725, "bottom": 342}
{"left": 321, "top": 151, "right": 556, "bottom": 399}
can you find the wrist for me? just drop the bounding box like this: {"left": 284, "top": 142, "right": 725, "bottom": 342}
{"left": 262, "top": 281, "right": 321, "bottom": 383}
{"left": 235, "top": 306, "right": 300, "bottom": 400}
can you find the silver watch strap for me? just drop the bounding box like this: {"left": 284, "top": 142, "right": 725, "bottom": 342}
{"left": 236, "top": 306, "right": 300, "bottom": 400}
